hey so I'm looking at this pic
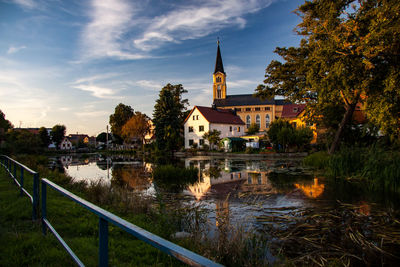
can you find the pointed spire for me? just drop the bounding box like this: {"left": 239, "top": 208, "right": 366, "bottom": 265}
{"left": 214, "top": 38, "right": 225, "bottom": 74}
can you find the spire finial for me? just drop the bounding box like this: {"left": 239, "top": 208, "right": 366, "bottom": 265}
{"left": 217, "top": 37, "right": 220, "bottom": 46}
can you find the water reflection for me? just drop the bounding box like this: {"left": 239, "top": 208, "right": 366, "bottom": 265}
{"left": 294, "top": 178, "right": 325, "bottom": 198}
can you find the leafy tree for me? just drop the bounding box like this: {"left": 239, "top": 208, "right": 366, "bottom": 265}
{"left": 0, "top": 110, "right": 13, "bottom": 143}
{"left": 96, "top": 132, "right": 112, "bottom": 143}
{"left": 153, "top": 84, "right": 189, "bottom": 152}
{"left": 203, "top": 129, "right": 221, "bottom": 150}
{"left": 5, "top": 130, "right": 41, "bottom": 154}
{"left": 246, "top": 123, "right": 260, "bottom": 135}
{"left": 109, "top": 103, "right": 134, "bottom": 141}
{"left": 51, "top": 124, "right": 66, "bottom": 148}
{"left": 121, "top": 112, "right": 150, "bottom": 150}
{"left": 38, "top": 127, "right": 51, "bottom": 148}
{"left": 255, "top": 0, "right": 400, "bottom": 153}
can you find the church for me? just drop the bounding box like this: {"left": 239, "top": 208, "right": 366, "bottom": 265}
{"left": 212, "top": 41, "right": 289, "bottom": 133}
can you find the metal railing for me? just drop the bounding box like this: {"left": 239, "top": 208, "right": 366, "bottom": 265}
{"left": 0, "top": 155, "right": 39, "bottom": 220}
{"left": 40, "top": 179, "right": 223, "bottom": 267}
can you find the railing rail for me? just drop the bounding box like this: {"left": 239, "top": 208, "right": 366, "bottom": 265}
{"left": 41, "top": 179, "right": 223, "bottom": 267}
{"left": 0, "top": 155, "right": 39, "bottom": 220}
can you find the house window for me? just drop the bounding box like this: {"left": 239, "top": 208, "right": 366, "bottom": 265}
{"left": 265, "top": 107, "right": 270, "bottom": 111}
{"left": 256, "top": 114, "right": 261, "bottom": 128}
{"left": 199, "top": 125, "right": 204, "bottom": 132}
{"left": 265, "top": 114, "right": 270, "bottom": 128}
{"left": 238, "top": 127, "right": 240, "bottom": 132}
{"left": 189, "top": 139, "right": 194, "bottom": 146}
{"left": 196, "top": 115, "right": 199, "bottom": 120}
{"left": 229, "top": 126, "right": 232, "bottom": 132}
{"left": 193, "top": 115, "right": 195, "bottom": 120}
{"left": 199, "top": 139, "right": 204, "bottom": 146}
{"left": 188, "top": 126, "right": 193, "bottom": 132}
{"left": 255, "top": 107, "right": 260, "bottom": 111}
{"left": 246, "top": 115, "right": 251, "bottom": 128}
{"left": 245, "top": 108, "right": 251, "bottom": 112}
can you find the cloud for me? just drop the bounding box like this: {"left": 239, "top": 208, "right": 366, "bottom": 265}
{"left": 136, "top": 80, "right": 162, "bottom": 90}
{"left": 80, "top": 0, "right": 149, "bottom": 61}
{"left": 12, "top": 0, "right": 36, "bottom": 9}
{"left": 73, "top": 84, "right": 121, "bottom": 99}
{"left": 7, "top": 45, "right": 27, "bottom": 54}
{"left": 73, "top": 73, "right": 120, "bottom": 84}
{"left": 134, "top": 0, "right": 274, "bottom": 51}
{"left": 79, "top": 0, "right": 274, "bottom": 60}
{"left": 74, "top": 110, "right": 109, "bottom": 118}
{"left": 227, "top": 79, "right": 257, "bottom": 88}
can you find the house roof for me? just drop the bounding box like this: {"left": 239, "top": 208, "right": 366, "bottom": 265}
{"left": 185, "top": 106, "right": 245, "bottom": 125}
{"left": 213, "top": 94, "right": 287, "bottom": 107}
{"left": 214, "top": 42, "right": 225, "bottom": 74}
{"left": 281, "top": 104, "right": 306, "bottom": 118}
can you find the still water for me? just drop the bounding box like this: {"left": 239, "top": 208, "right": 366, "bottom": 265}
{"left": 53, "top": 153, "right": 399, "bottom": 233}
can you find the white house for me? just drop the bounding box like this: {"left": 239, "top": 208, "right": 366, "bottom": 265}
{"left": 184, "top": 105, "right": 245, "bottom": 149}
{"left": 59, "top": 137, "right": 73, "bottom": 150}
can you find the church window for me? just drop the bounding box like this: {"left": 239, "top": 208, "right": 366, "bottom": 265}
{"left": 255, "top": 107, "right": 260, "bottom": 111}
{"left": 236, "top": 108, "right": 241, "bottom": 112}
{"left": 265, "top": 107, "right": 270, "bottom": 111}
{"left": 265, "top": 114, "right": 270, "bottom": 128}
{"left": 216, "top": 77, "right": 221, "bottom": 83}
{"left": 246, "top": 115, "right": 251, "bottom": 128}
{"left": 256, "top": 114, "right": 261, "bottom": 128}
{"left": 245, "top": 108, "right": 251, "bottom": 112}
{"left": 217, "top": 85, "right": 221, "bottom": 98}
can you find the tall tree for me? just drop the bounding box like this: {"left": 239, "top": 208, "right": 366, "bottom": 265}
{"left": 121, "top": 112, "right": 151, "bottom": 150}
{"left": 0, "top": 110, "right": 13, "bottom": 143}
{"left": 153, "top": 83, "right": 189, "bottom": 152}
{"left": 51, "top": 124, "right": 66, "bottom": 148}
{"left": 255, "top": 0, "right": 400, "bottom": 153}
{"left": 38, "top": 127, "right": 51, "bottom": 148}
{"left": 203, "top": 129, "right": 221, "bottom": 150}
{"left": 109, "top": 103, "right": 134, "bottom": 140}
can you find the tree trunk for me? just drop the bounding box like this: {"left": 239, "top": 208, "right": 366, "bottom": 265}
{"left": 329, "top": 103, "right": 357, "bottom": 154}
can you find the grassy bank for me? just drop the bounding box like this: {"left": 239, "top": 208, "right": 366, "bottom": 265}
{"left": 0, "top": 162, "right": 186, "bottom": 266}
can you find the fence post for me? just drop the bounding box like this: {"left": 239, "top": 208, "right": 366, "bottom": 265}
{"left": 41, "top": 181, "right": 47, "bottom": 235}
{"left": 32, "top": 173, "right": 39, "bottom": 220}
{"left": 13, "top": 161, "right": 17, "bottom": 179}
{"left": 20, "top": 166, "right": 24, "bottom": 196}
{"left": 99, "top": 217, "right": 109, "bottom": 267}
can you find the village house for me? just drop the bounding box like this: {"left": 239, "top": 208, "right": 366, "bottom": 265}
{"left": 59, "top": 137, "right": 73, "bottom": 150}
{"left": 184, "top": 105, "right": 245, "bottom": 149}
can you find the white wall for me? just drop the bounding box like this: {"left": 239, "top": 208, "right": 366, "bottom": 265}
{"left": 210, "top": 123, "right": 244, "bottom": 138}
{"left": 184, "top": 108, "right": 210, "bottom": 148}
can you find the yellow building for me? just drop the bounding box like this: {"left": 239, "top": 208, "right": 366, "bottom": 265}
{"left": 212, "top": 42, "right": 287, "bottom": 133}
{"left": 281, "top": 104, "right": 317, "bottom": 143}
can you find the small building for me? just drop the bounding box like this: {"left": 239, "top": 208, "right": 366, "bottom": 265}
{"left": 59, "top": 137, "right": 73, "bottom": 150}
{"left": 281, "top": 104, "right": 317, "bottom": 143}
{"left": 221, "top": 137, "right": 246, "bottom": 152}
{"left": 184, "top": 106, "right": 245, "bottom": 149}
{"left": 68, "top": 134, "right": 89, "bottom": 146}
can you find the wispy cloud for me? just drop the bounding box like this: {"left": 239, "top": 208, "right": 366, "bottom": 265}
{"left": 227, "top": 79, "right": 257, "bottom": 88}
{"left": 136, "top": 80, "right": 162, "bottom": 90}
{"left": 80, "top": 0, "right": 149, "bottom": 61}
{"left": 133, "top": 0, "right": 274, "bottom": 51}
{"left": 12, "top": 0, "right": 36, "bottom": 9}
{"left": 79, "top": 0, "right": 274, "bottom": 60}
{"left": 73, "top": 84, "right": 121, "bottom": 99}
{"left": 7, "top": 45, "right": 27, "bottom": 54}
{"left": 75, "top": 110, "right": 109, "bottom": 118}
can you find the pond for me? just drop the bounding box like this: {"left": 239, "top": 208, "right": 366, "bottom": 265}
{"left": 53, "top": 154, "right": 399, "bottom": 226}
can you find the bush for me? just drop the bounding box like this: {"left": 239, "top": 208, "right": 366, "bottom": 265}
{"left": 303, "top": 151, "right": 330, "bottom": 169}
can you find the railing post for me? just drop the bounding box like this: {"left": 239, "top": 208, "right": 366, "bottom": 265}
{"left": 41, "top": 181, "right": 47, "bottom": 235}
{"left": 13, "top": 161, "right": 17, "bottom": 178}
{"left": 20, "top": 166, "right": 24, "bottom": 196}
{"left": 32, "top": 173, "right": 39, "bottom": 220}
{"left": 99, "top": 217, "right": 109, "bottom": 267}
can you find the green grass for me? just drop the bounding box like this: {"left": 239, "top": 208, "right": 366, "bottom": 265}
{"left": 0, "top": 166, "right": 186, "bottom": 266}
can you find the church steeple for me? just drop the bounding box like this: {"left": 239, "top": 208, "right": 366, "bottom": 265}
{"left": 214, "top": 39, "right": 225, "bottom": 74}
{"left": 213, "top": 39, "right": 227, "bottom": 100}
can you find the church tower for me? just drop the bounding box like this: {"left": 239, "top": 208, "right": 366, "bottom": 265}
{"left": 213, "top": 40, "right": 227, "bottom": 100}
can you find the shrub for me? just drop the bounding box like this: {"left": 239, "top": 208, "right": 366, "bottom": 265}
{"left": 302, "top": 151, "right": 330, "bottom": 169}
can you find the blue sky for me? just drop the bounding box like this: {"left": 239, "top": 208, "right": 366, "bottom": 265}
{"left": 0, "top": 0, "right": 303, "bottom": 136}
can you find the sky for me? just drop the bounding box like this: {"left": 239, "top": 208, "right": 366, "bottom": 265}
{"left": 0, "top": 0, "right": 304, "bottom": 136}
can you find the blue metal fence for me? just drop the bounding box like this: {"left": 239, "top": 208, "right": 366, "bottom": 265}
{"left": 1, "top": 155, "right": 223, "bottom": 267}
{"left": 0, "top": 155, "right": 39, "bottom": 220}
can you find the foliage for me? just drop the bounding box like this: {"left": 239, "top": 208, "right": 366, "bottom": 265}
{"left": 268, "top": 119, "right": 313, "bottom": 152}
{"left": 152, "top": 165, "right": 198, "bottom": 193}
{"left": 121, "top": 112, "right": 150, "bottom": 146}
{"left": 153, "top": 84, "right": 189, "bottom": 152}
{"left": 246, "top": 123, "right": 260, "bottom": 135}
{"left": 4, "top": 129, "right": 42, "bottom": 154}
{"left": 109, "top": 103, "right": 134, "bottom": 142}
{"left": 255, "top": 0, "right": 400, "bottom": 152}
{"left": 50, "top": 124, "right": 66, "bottom": 148}
{"left": 302, "top": 151, "right": 331, "bottom": 170}
{"left": 96, "top": 132, "right": 112, "bottom": 143}
{"left": 0, "top": 110, "right": 13, "bottom": 143}
{"left": 38, "top": 127, "right": 51, "bottom": 148}
{"left": 202, "top": 129, "right": 221, "bottom": 150}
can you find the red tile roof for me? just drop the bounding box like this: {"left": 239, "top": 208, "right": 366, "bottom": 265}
{"left": 186, "top": 106, "right": 245, "bottom": 125}
{"left": 281, "top": 104, "right": 306, "bottom": 118}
